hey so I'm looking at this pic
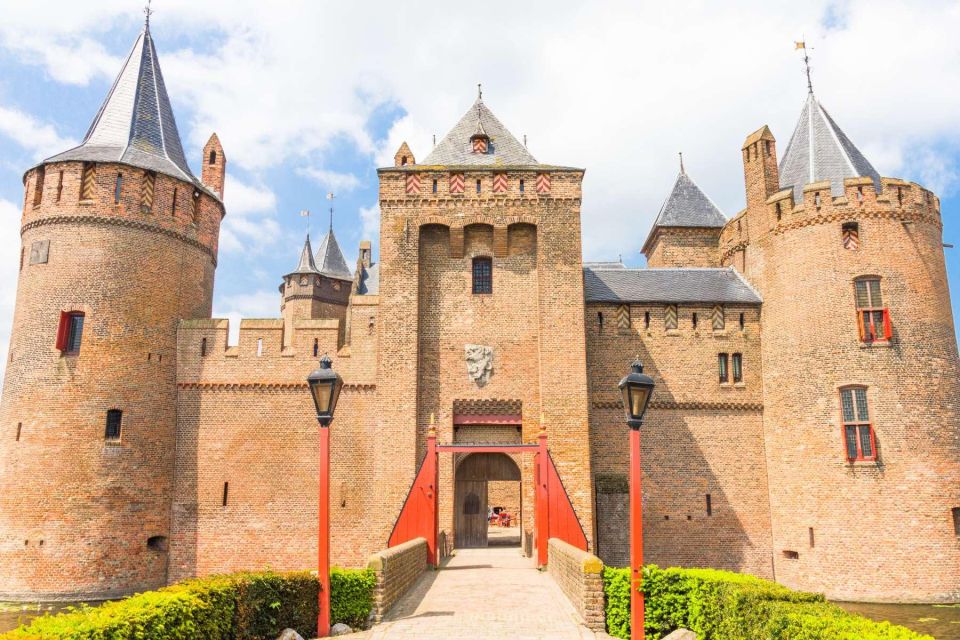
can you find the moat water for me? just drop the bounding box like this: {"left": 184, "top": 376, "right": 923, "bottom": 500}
{"left": 2, "top": 600, "right": 959, "bottom": 637}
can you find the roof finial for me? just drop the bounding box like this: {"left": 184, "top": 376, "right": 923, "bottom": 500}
{"left": 679, "top": 151, "right": 685, "bottom": 174}
{"left": 477, "top": 83, "right": 482, "bottom": 100}
{"left": 144, "top": 0, "right": 153, "bottom": 29}
{"left": 326, "top": 192, "right": 335, "bottom": 231}
{"left": 523, "top": 134, "right": 527, "bottom": 148}
{"left": 795, "top": 39, "right": 814, "bottom": 95}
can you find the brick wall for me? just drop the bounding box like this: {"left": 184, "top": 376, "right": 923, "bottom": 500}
{"left": 645, "top": 227, "right": 721, "bottom": 268}
{"left": 367, "top": 537, "right": 428, "bottom": 623}
{"left": 547, "top": 538, "right": 605, "bottom": 631}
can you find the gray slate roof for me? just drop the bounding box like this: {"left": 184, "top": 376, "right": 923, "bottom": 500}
{"left": 357, "top": 262, "right": 379, "bottom": 295}
{"left": 314, "top": 229, "right": 352, "bottom": 281}
{"left": 779, "top": 93, "right": 881, "bottom": 199}
{"left": 583, "top": 266, "right": 762, "bottom": 304}
{"left": 289, "top": 235, "right": 319, "bottom": 274}
{"left": 652, "top": 171, "right": 726, "bottom": 229}
{"left": 43, "top": 24, "right": 215, "bottom": 197}
{"left": 421, "top": 98, "right": 539, "bottom": 167}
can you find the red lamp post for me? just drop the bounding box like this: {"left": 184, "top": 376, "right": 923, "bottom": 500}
{"left": 618, "top": 359, "right": 655, "bottom": 640}
{"left": 307, "top": 355, "right": 343, "bottom": 638}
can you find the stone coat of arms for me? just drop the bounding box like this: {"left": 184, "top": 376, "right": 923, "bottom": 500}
{"left": 464, "top": 344, "right": 494, "bottom": 387}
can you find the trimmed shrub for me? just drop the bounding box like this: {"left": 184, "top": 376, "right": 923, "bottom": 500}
{"left": 603, "top": 565, "right": 934, "bottom": 640}
{"left": 1, "top": 568, "right": 375, "bottom": 640}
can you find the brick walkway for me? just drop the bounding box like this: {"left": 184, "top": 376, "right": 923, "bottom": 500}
{"left": 347, "top": 545, "right": 610, "bottom": 639}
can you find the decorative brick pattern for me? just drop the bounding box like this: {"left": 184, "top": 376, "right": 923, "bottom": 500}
{"left": 367, "top": 537, "right": 429, "bottom": 623}
{"left": 547, "top": 538, "right": 605, "bottom": 631}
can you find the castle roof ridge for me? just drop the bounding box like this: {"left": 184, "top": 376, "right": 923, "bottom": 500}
{"left": 421, "top": 97, "right": 540, "bottom": 167}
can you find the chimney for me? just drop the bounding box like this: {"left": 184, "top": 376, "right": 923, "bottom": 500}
{"left": 358, "top": 240, "right": 372, "bottom": 269}
{"left": 202, "top": 133, "right": 226, "bottom": 198}
{"left": 742, "top": 125, "right": 778, "bottom": 212}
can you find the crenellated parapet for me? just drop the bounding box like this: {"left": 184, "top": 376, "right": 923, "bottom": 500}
{"left": 22, "top": 160, "right": 224, "bottom": 264}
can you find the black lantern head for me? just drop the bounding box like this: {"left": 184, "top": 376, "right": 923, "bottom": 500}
{"left": 307, "top": 354, "right": 343, "bottom": 427}
{"left": 617, "top": 359, "right": 655, "bottom": 429}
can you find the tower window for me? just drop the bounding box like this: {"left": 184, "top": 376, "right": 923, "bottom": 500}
{"left": 16, "top": 423, "right": 22, "bottom": 442}
{"left": 313, "top": 338, "right": 319, "bottom": 357}
{"left": 732, "top": 353, "right": 743, "bottom": 383}
{"left": 401, "top": 156, "right": 408, "bottom": 166}
{"left": 775, "top": 202, "right": 782, "bottom": 221}
{"left": 209, "top": 150, "right": 217, "bottom": 165}
{"left": 472, "top": 257, "right": 492, "bottom": 294}
{"left": 257, "top": 338, "right": 263, "bottom": 356}
{"left": 597, "top": 311, "right": 604, "bottom": 331}
{"left": 56, "top": 170, "right": 63, "bottom": 202}
{"left": 200, "top": 338, "right": 207, "bottom": 357}
{"left": 854, "top": 277, "right": 891, "bottom": 342}
{"left": 809, "top": 527, "right": 815, "bottom": 548}
{"left": 56, "top": 311, "right": 85, "bottom": 355}
{"left": 222, "top": 482, "right": 229, "bottom": 506}
{"left": 105, "top": 409, "right": 122, "bottom": 441}
{"left": 840, "top": 386, "right": 876, "bottom": 461}
{"left": 432, "top": 179, "right": 438, "bottom": 193}
{"left": 80, "top": 163, "right": 95, "bottom": 201}
{"left": 147, "top": 536, "right": 168, "bottom": 551}
{"left": 33, "top": 166, "right": 45, "bottom": 207}
{"left": 171, "top": 187, "right": 178, "bottom": 216}
{"left": 739, "top": 312, "right": 745, "bottom": 330}
{"left": 691, "top": 312, "right": 698, "bottom": 330}
{"left": 842, "top": 222, "right": 860, "bottom": 250}
{"left": 476, "top": 179, "right": 481, "bottom": 194}
{"left": 190, "top": 191, "right": 200, "bottom": 221}
{"left": 706, "top": 494, "right": 712, "bottom": 516}
{"left": 644, "top": 311, "right": 650, "bottom": 330}
{"left": 114, "top": 173, "right": 123, "bottom": 204}
{"left": 519, "top": 179, "right": 525, "bottom": 193}
{"left": 718, "top": 353, "right": 729, "bottom": 383}
{"left": 952, "top": 507, "right": 960, "bottom": 536}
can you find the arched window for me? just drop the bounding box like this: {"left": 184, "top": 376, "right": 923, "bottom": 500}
{"left": 472, "top": 257, "right": 492, "bottom": 294}
{"left": 854, "top": 277, "right": 891, "bottom": 342}
{"left": 208, "top": 150, "right": 217, "bottom": 165}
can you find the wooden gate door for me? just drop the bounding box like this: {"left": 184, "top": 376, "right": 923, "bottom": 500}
{"left": 455, "top": 479, "right": 488, "bottom": 548}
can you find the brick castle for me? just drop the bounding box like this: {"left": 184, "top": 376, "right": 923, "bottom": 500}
{"left": 1, "top": 21, "right": 958, "bottom": 605}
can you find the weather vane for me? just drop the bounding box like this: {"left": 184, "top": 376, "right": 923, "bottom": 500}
{"left": 795, "top": 39, "right": 814, "bottom": 95}
{"left": 300, "top": 209, "right": 311, "bottom": 236}
{"left": 144, "top": 0, "right": 154, "bottom": 27}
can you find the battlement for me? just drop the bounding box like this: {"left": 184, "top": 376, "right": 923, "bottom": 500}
{"left": 21, "top": 161, "right": 224, "bottom": 262}
{"left": 720, "top": 175, "right": 941, "bottom": 253}
{"left": 377, "top": 167, "right": 583, "bottom": 203}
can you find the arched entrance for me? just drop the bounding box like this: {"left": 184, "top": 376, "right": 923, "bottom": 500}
{"left": 454, "top": 453, "right": 521, "bottom": 548}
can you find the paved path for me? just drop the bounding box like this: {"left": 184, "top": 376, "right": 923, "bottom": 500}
{"left": 349, "top": 545, "right": 609, "bottom": 639}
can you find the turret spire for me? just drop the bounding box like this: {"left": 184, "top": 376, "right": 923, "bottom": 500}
{"left": 795, "top": 40, "right": 814, "bottom": 95}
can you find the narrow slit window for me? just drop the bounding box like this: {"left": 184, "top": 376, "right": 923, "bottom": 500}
{"left": 809, "top": 527, "right": 815, "bottom": 548}
{"left": 200, "top": 338, "right": 207, "bottom": 357}
{"left": 692, "top": 312, "right": 698, "bottom": 330}
{"left": 56, "top": 170, "right": 63, "bottom": 202}
{"left": 432, "top": 179, "right": 438, "bottom": 193}
{"left": 706, "top": 494, "right": 712, "bottom": 516}
{"left": 472, "top": 257, "right": 492, "bottom": 294}
{"left": 597, "top": 311, "right": 604, "bottom": 331}
{"left": 840, "top": 387, "right": 876, "bottom": 461}
{"left": 952, "top": 507, "right": 960, "bottom": 536}
{"left": 732, "top": 353, "right": 743, "bottom": 383}
{"left": 222, "top": 482, "right": 229, "bottom": 506}
{"left": 16, "top": 423, "right": 22, "bottom": 442}
{"left": 313, "top": 338, "right": 319, "bottom": 357}
{"left": 519, "top": 178, "right": 525, "bottom": 193}
{"left": 171, "top": 187, "right": 178, "bottom": 216}
{"left": 114, "top": 173, "right": 123, "bottom": 204}
{"left": 644, "top": 311, "right": 650, "bottom": 330}
{"left": 739, "top": 312, "right": 745, "bottom": 330}
{"left": 476, "top": 179, "right": 481, "bottom": 194}
{"left": 718, "top": 353, "right": 729, "bottom": 383}
{"left": 256, "top": 338, "right": 263, "bottom": 356}
{"left": 105, "top": 409, "right": 122, "bottom": 441}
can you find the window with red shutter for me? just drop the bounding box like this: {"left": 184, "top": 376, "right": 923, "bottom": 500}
{"left": 854, "top": 277, "right": 891, "bottom": 342}
{"left": 57, "top": 312, "right": 85, "bottom": 355}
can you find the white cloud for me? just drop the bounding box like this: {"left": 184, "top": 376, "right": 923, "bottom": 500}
{"left": 212, "top": 289, "right": 280, "bottom": 345}
{"left": 219, "top": 175, "right": 281, "bottom": 254}
{"left": 0, "top": 199, "right": 22, "bottom": 384}
{"left": 0, "top": 105, "right": 77, "bottom": 160}
{"left": 359, "top": 204, "right": 380, "bottom": 249}
{"left": 295, "top": 167, "right": 362, "bottom": 192}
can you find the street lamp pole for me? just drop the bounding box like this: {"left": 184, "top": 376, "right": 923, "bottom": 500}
{"left": 618, "top": 359, "right": 655, "bottom": 640}
{"left": 307, "top": 355, "right": 343, "bottom": 638}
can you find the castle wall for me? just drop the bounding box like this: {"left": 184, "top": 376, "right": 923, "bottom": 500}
{"left": 169, "top": 299, "right": 380, "bottom": 579}
{"left": 0, "top": 161, "right": 222, "bottom": 599}
{"left": 723, "top": 174, "right": 960, "bottom": 602}
{"left": 585, "top": 301, "right": 773, "bottom": 577}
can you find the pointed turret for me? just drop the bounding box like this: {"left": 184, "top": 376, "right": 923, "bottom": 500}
{"left": 779, "top": 94, "right": 881, "bottom": 199}
{"left": 289, "top": 234, "right": 319, "bottom": 275}
{"left": 44, "top": 20, "right": 213, "bottom": 195}
{"left": 643, "top": 164, "right": 726, "bottom": 268}
{"left": 394, "top": 142, "right": 415, "bottom": 167}
{"left": 202, "top": 133, "right": 226, "bottom": 197}
{"left": 422, "top": 97, "right": 538, "bottom": 166}
{"left": 314, "top": 228, "right": 352, "bottom": 281}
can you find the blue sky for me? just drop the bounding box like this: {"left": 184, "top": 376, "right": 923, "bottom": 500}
{"left": 1, "top": 0, "right": 959, "bottom": 376}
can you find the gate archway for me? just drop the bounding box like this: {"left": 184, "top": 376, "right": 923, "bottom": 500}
{"left": 454, "top": 453, "right": 521, "bottom": 548}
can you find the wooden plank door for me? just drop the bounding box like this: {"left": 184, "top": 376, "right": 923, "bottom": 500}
{"left": 455, "top": 480, "right": 488, "bottom": 548}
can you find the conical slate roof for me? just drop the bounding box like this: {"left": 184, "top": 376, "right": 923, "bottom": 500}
{"left": 314, "top": 229, "right": 352, "bottom": 280}
{"left": 421, "top": 98, "right": 538, "bottom": 167}
{"left": 642, "top": 168, "right": 726, "bottom": 253}
{"left": 289, "top": 235, "right": 319, "bottom": 274}
{"left": 45, "top": 22, "right": 210, "bottom": 193}
{"left": 779, "top": 93, "right": 880, "bottom": 199}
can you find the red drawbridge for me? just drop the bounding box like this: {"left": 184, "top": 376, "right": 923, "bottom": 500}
{"left": 387, "top": 429, "right": 587, "bottom": 566}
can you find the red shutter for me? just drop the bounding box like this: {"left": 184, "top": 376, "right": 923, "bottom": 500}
{"left": 55, "top": 311, "right": 69, "bottom": 351}
{"left": 857, "top": 310, "right": 866, "bottom": 342}
{"left": 882, "top": 309, "right": 892, "bottom": 340}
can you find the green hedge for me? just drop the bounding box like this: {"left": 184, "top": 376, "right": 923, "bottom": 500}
{"left": 1, "top": 569, "right": 375, "bottom": 640}
{"left": 603, "top": 565, "right": 934, "bottom": 640}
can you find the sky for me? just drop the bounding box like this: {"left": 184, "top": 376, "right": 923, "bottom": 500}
{"left": 1, "top": 0, "right": 960, "bottom": 380}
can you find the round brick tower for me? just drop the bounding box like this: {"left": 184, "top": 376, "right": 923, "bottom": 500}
{"left": 0, "top": 22, "right": 225, "bottom": 600}
{"left": 727, "top": 93, "right": 960, "bottom": 602}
